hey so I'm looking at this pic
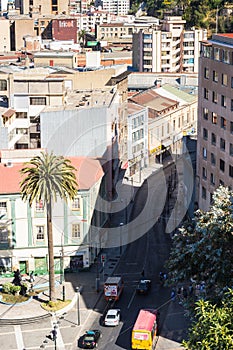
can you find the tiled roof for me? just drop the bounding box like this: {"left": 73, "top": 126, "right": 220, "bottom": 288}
{"left": 129, "top": 89, "right": 177, "bottom": 112}
{"left": 0, "top": 156, "right": 104, "bottom": 195}
{"left": 2, "top": 109, "right": 16, "bottom": 118}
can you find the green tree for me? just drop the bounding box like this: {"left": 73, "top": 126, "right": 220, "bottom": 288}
{"left": 166, "top": 186, "right": 233, "bottom": 302}
{"left": 183, "top": 290, "right": 233, "bottom": 349}
{"left": 20, "top": 152, "right": 78, "bottom": 301}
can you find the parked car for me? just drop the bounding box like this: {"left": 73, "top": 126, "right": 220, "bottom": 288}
{"left": 104, "top": 309, "right": 121, "bottom": 326}
{"left": 79, "top": 329, "right": 102, "bottom": 348}
{"left": 136, "top": 279, "right": 151, "bottom": 295}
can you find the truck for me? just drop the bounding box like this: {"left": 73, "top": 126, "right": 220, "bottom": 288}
{"left": 104, "top": 276, "right": 124, "bottom": 301}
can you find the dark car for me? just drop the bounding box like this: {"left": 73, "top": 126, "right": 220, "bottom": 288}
{"left": 79, "top": 330, "right": 102, "bottom": 349}
{"left": 136, "top": 279, "right": 151, "bottom": 295}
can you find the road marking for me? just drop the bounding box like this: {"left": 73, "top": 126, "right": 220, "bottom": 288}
{"left": 14, "top": 325, "right": 25, "bottom": 350}
{"left": 127, "top": 290, "right": 136, "bottom": 309}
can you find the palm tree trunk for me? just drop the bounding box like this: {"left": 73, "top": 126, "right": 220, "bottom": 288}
{"left": 47, "top": 201, "right": 56, "bottom": 301}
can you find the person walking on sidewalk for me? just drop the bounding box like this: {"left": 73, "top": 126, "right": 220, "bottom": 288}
{"left": 171, "top": 288, "right": 176, "bottom": 302}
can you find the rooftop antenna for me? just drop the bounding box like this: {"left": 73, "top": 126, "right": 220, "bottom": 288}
{"left": 216, "top": 6, "right": 218, "bottom": 34}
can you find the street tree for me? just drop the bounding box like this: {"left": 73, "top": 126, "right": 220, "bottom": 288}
{"left": 166, "top": 186, "right": 233, "bottom": 302}
{"left": 182, "top": 289, "right": 233, "bottom": 349}
{"left": 20, "top": 152, "right": 78, "bottom": 301}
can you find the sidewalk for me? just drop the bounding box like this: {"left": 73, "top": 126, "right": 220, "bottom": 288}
{"left": 0, "top": 246, "right": 122, "bottom": 325}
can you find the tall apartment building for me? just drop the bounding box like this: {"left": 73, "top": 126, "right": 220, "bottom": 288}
{"left": 197, "top": 34, "right": 233, "bottom": 211}
{"left": 133, "top": 16, "right": 207, "bottom": 73}
{"left": 95, "top": 0, "right": 130, "bottom": 15}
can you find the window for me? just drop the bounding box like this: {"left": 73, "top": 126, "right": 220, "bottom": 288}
{"left": 231, "top": 77, "right": 233, "bottom": 88}
{"left": 222, "top": 73, "right": 228, "bottom": 86}
{"left": 0, "top": 229, "right": 8, "bottom": 244}
{"left": 231, "top": 122, "right": 233, "bottom": 134}
{"left": 212, "top": 91, "right": 217, "bottom": 103}
{"left": 223, "top": 50, "right": 230, "bottom": 63}
{"left": 203, "top": 108, "right": 208, "bottom": 120}
{"left": 15, "top": 112, "right": 27, "bottom": 119}
{"left": 229, "top": 165, "right": 233, "bottom": 178}
{"left": 30, "top": 97, "right": 46, "bottom": 105}
{"left": 219, "top": 179, "right": 224, "bottom": 186}
{"left": 203, "top": 147, "right": 207, "bottom": 159}
{"left": 35, "top": 200, "right": 44, "bottom": 212}
{"left": 211, "top": 153, "right": 216, "bottom": 165}
{"left": 72, "top": 197, "right": 80, "bottom": 210}
{"left": 204, "top": 67, "right": 209, "bottom": 79}
{"left": 230, "top": 143, "right": 233, "bottom": 156}
{"left": 221, "top": 117, "right": 226, "bottom": 129}
{"left": 0, "top": 202, "right": 7, "bottom": 216}
{"left": 211, "top": 133, "right": 216, "bottom": 145}
{"left": 220, "top": 159, "right": 225, "bottom": 172}
{"left": 210, "top": 193, "right": 214, "bottom": 205}
{"left": 203, "top": 128, "right": 208, "bottom": 140}
{"left": 202, "top": 167, "right": 207, "bottom": 179}
{"left": 36, "top": 226, "right": 45, "bottom": 240}
{"left": 212, "top": 112, "right": 217, "bottom": 124}
{"left": 213, "top": 70, "right": 218, "bottom": 82}
{"left": 204, "top": 88, "right": 209, "bottom": 100}
{"left": 221, "top": 95, "right": 226, "bottom": 108}
{"left": 72, "top": 224, "right": 80, "bottom": 238}
{"left": 220, "top": 138, "right": 225, "bottom": 151}
{"left": 202, "top": 186, "right": 206, "bottom": 199}
{"left": 210, "top": 173, "right": 215, "bottom": 185}
{"left": 213, "top": 47, "right": 220, "bottom": 60}
{"left": 0, "top": 80, "right": 7, "bottom": 90}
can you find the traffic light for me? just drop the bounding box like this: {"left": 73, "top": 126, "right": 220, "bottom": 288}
{"left": 101, "top": 254, "right": 106, "bottom": 263}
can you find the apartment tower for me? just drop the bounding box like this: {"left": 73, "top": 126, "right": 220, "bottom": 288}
{"left": 197, "top": 34, "right": 233, "bottom": 211}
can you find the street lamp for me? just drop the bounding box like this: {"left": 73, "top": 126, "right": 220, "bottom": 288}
{"left": 76, "top": 287, "right": 80, "bottom": 326}
{"left": 119, "top": 223, "right": 124, "bottom": 255}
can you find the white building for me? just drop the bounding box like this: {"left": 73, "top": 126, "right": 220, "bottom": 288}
{"left": 95, "top": 0, "right": 130, "bottom": 15}
{"left": 133, "top": 16, "right": 207, "bottom": 73}
{"left": 127, "top": 102, "right": 148, "bottom": 178}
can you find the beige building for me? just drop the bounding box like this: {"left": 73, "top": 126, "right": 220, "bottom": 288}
{"left": 0, "top": 67, "right": 66, "bottom": 149}
{"left": 129, "top": 85, "right": 197, "bottom": 163}
{"left": 9, "top": 17, "right": 35, "bottom": 51}
{"left": 197, "top": 33, "right": 233, "bottom": 211}
{"left": 0, "top": 18, "right": 11, "bottom": 52}
{"left": 33, "top": 51, "right": 79, "bottom": 69}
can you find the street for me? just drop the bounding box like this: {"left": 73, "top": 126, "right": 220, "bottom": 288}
{"left": 0, "top": 161, "right": 189, "bottom": 349}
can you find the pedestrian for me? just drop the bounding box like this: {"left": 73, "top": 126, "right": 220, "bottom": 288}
{"left": 30, "top": 271, "right": 35, "bottom": 283}
{"left": 177, "top": 287, "right": 182, "bottom": 303}
{"left": 159, "top": 272, "right": 164, "bottom": 283}
{"left": 188, "top": 283, "right": 194, "bottom": 296}
{"left": 183, "top": 287, "right": 188, "bottom": 299}
{"left": 171, "top": 288, "right": 176, "bottom": 301}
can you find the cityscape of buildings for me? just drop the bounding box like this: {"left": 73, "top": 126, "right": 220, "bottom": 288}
{"left": 0, "top": 0, "right": 232, "bottom": 286}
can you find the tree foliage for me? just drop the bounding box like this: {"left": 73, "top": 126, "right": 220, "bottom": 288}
{"left": 166, "top": 186, "right": 233, "bottom": 302}
{"left": 130, "top": 0, "right": 229, "bottom": 34}
{"left": 20, "top": 152, "right": 78, "bottom": 301}
{"left": 182, "top": 290, "right": 233, "bottom": 349}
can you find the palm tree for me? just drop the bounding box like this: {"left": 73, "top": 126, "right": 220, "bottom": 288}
{"left": 20, "top": 152, "right": 78, "bottom": 301}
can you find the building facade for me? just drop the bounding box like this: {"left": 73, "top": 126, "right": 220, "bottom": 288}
{"left": 132, "top": 16, "right": 207, "bottom": 73}
{"left": 95, "top": 0, "right": 130, "bottom": 16}
{"left": 197, "top": 34, "right": 233, "bottom": 211}
{"left": 0, "top": 153, "right": 105, "bottom": 276}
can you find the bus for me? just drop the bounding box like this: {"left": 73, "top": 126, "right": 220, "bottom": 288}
{"left": 131, "top": 309, "right": 158, "bottom": 349}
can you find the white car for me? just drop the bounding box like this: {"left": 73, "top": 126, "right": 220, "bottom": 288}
{"left": 104, "top": 309, "right": 121, "bottom": 326}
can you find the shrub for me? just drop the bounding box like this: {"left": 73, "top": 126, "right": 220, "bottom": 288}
{"left": 11, "top": 285, "right": 21, "bottom": 294}
{"left": 2, "top": 282, "right": 14, "bottom": 294}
